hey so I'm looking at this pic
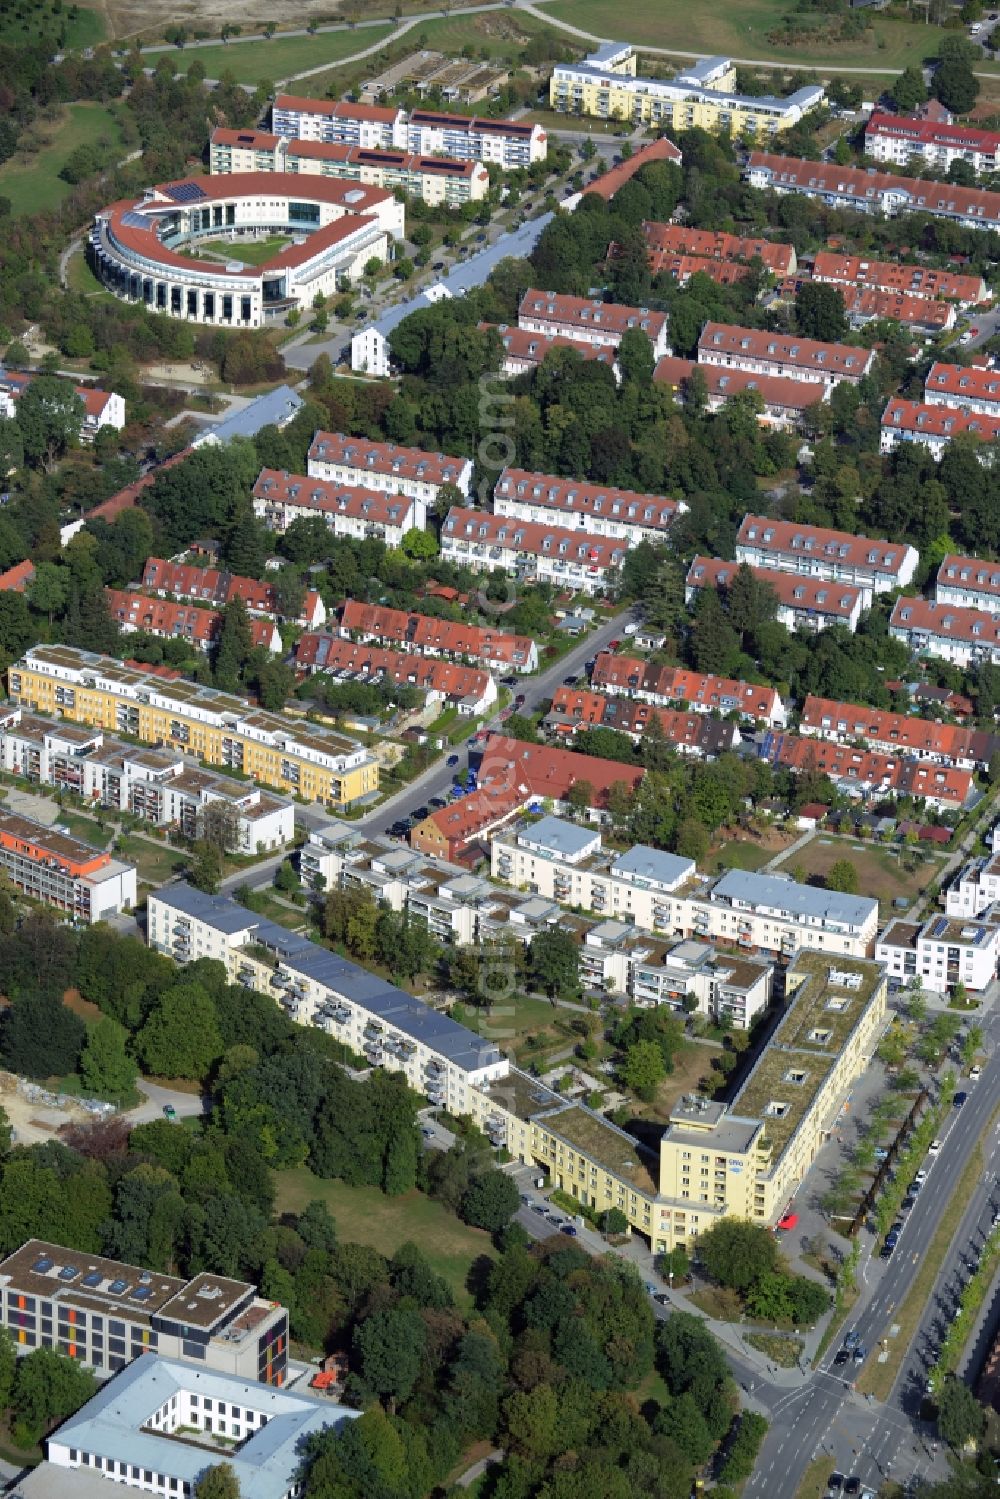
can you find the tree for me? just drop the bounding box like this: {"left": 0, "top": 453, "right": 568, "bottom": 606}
{"left": 617, "top": 328, "right": 655, "bottom": 386}
{"left": 195, "top": 1464, "right": 241, "bottom": 1499}
{"left": 12, "top": 1348, "right": 96, "bottom": 1438}
{"left": 353, "top": 1306, "right": 426, "bottom": 1410}
{"left": 892, "top": 65, "right": 927, "bottom": 112}
{"left": 15, "top": 377, "right": 85, "bottom": 470}
{"left": 621, "top": 1040, "right": 666, "bottom": 1100}
{"left": 79, "top": 1017, "right": 137, "bottom": 1102}
{"left": 400, "top": 527, "right": 438, "bottom": 559}
{"left": 213, "top": 597, "right": 253, "bottom": 691}
{"left": 0, "top": 1327, "right": 14, "bottom": 1412}
{"left": 136, "top": 982, "right": 223, "bottom": 1081}
{"left": 460, "top": 1169, "right": 520, "bottom": 1231}
{"left": 189, "top": 840, "right": 223, "bottom": 894}
{"left": 698, "top": 1219, "right": 780, "bottom": 1293}
{"left": 937, "top": 1377, "right": 985, "bottom": 1450}
{"left": 826, "top": 859, "right": 859, "bottom": 894}
{"left": 934, "top": 56, "right": 979, "bottom": 115}
{"left": 674, "top": 817, "right": 709, "bottom": 863}
{"left": 529, "top": 928, "right": 580, "bottom": 999}
{"left": 2, "top": 993, "right": 85, "bottom": 1079}
{"left": 796, "top": 282, "right": 847, "bottom": 342}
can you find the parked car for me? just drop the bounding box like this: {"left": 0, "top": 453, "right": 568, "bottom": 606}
{"left": 852, "top": 1346, "right": 868, "bottom": 1365}
{"left": 955, "top": 1091, "right": 968, "bottom": 1108}
{"left": 843, "top": 1330, "right": 862, "bottom": 1351}
{"left": 900, "top": 1195, "right": 916, "bottom": 1213}
{"left": 560, "top": 1224, "right": 578, "bottom": 1236}
{"left": 914, "top": 1167, "right": 928, "bottom": 1184}
{"left": 970, "top": 1064, "right": 982, "bottom": 1081}
{"left": 833, "top": 1349, "right": 850, "bottom": 1366}
{"left": 447, "top": 754, "right": 460, "bottom": 766}
{"left": 163, "top": 1104, "right": 177, "bottom": 1121}
{"left": 828, "top": 1475, "right": 845, "bottom": 1494}
{"left": 928, "top": 1138, "right": 942, "bottom": 1154}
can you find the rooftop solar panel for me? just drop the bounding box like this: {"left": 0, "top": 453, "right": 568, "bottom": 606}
{"left": 121, "top": 211, "right": 150, "bottom": 229}
{"left": 58, "top": 1266, "right": 79, "bottom": 1282}
{"left": 165, "top": 182, "right": 206, "bottom": 203}
{"left": 108, "top": 1278, "right": 128, "bottom": 1295}
{"left": 82, "top": 1272, "right": 102, "bottom": 1288}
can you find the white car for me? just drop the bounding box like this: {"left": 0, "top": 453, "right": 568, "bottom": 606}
{"left": 928, "top": 1139, "right": 942, "bottom": 1154}
{"left": 970, "top": 1064, "right": 982, "bottom": 1081}
{"left": 914, "top": 1168, "right": 928, "bottom": 1185}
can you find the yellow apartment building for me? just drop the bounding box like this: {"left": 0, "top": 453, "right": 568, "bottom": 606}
{"left": 8, "top": 646, "right": 378, "bottom": 809}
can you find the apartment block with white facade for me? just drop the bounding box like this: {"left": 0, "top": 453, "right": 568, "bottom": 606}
{"left": 698, "top": 323, "right": 874, "bottom": 389}
{"left": 307, "top": 430, "right": 471, "bottom": 505}
{"left": 519, "top": 289, "right": 670, "bottom": 357}
{"left": 925, "top": 362, "right": 1000, "bottom": 416}
{"left": 945, "top": 852, "right": 1000, "bottom": 918}
{"left": 936, "top": 554, "right": 1000, "bottom": 613}
{"left": 440, "top": 506, "right": 627, "bottom": 595}
{"left": 736, "top": 514, "right": 918, "bottom": 609}
{"left": 877, "top": 909, "right": 1000, "bottom": 995}
{"left": 148, "top": 883, "right": 509, "bottom": 1113}
{"left": 864, "top": 111, "right": 1000, "bottom": 175}
{"left": 580, "top": 926, "right": 772, "bottom": 1028}
{"left": 271, "top": 95, "right": 407, "bottom": 148}
{"left": 880, "top": 397, "right": 1000, "bottom": 459}
{"left": 685, "top": 556, "right": 863, "bottom": 633}
{"left": 252, "top": 468, "right": 424, "bottom": 547}
{"left": 492, "top": 468, "right": 683, "bottom": 543}
{"left": 889, "top": 596, "right": 1000, "bottom": 669}
{"left": 406, "top": 109, "right": 546, "bottom": 168}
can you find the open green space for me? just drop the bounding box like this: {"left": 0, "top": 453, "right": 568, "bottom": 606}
{"left": 706, "top": 839, "right": 775, "bottom": 876}
{"left": 65, "top": 250, "right": 109, "bottom": 296}
{"left": 537, "top": 0, "right": 1000, "bottom": 74}
{"left": 0, "top": 103, "right": 124, "bottom": 217}
{"left": 165, "top": 24, "right": 393, "bottom": 86}
{"left": 114, "top": 834, "right": 189, "bottom": 887}
{"left": 49, "top": 808, "right": 112, "bottom": 848}
{"left": 274, "top": 1165, "right": 493, "bottom": 1306}
{"left": 771, "top": 836, "right": 948, "bottom": 915}
{"left": 236, "top": 890, "right": 310, "bottom": 930}
{"left": 197, "top": 236, "right": 292, "bottom": 266}
{"left": 2, "top": 0, "right": 105, "bottom": 51}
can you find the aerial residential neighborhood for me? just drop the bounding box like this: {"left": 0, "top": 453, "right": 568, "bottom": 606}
{"left": 3, "top": 2, "right": 1000, "bottom": 1498}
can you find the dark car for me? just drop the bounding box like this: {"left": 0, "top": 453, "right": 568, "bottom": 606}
{"left": 843, "top": 1330, "right": 861, "bottom": 1351}
{"left": 833, "top": 1349, "right": 850, "bottom": 1366}
{"left": 432, "top": 260, "right": 445, "bottom": 270}
{"left": 828, "top": 1476, "right": 845, "bottom": 1494}
{"left": 900, "top": 1195, "right": 916, "bottom": 1213}
{"left": 560, "top": 1224, "right": 578, "bottom": 1236}
{"left": 845, "top": 1480, "right": 861, "bottom": 1497}
{"left": 514, "top": 693, "right": 526, "bottom": 707}
{"left": 412, "top": 806, "right": 429, "bottom": 822}
{"left": 447, "top": 754, "right": 460, "bottom": 766}
{"left": 955, "top": 1091, "right": 968, "bottom": 1108}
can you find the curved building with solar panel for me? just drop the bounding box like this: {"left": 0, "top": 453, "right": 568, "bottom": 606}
{"left": 87, "top": 173, "right": 403, "bottom": 328}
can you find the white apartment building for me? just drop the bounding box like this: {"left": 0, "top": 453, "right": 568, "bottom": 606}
{"left": 925, "top": 362, "right": 1000, "bottom": 417}
{"left": 271, "top": 95, "right": 407, "bottom": 148}
{"left": 251, "top": 468, "right": 424, "bottom": 547}
{"left": 518, "top": 289, "right": 670, "bottom": 358}
{"left": 945, "top": 850, "right": 1000, "bottom": 918}
{"left": 580, "top": 926, "right": 772, "bottom": 1028}
{"left": 889, "top": 596, "right": 1000, "bottom": 669}
{"left": 492, "top": 468, "right": 683, "bottom": 544}
{"left": 736, "top": 514, "right": 918, "bottom": 610}
{"left": 307, "top": 430, "right": 472, "bottom": 506}
{"left": 880, "top": 398, "right": 1000, "bottom": 459}
{"left": 937, "top": 554, "right": 1000, "bottom": 613}
{"left": 877, "top": 909, "right": 1000, "bottom": 996}
{"left": 491, "top": 819, "right": 880, "bottom": 958}
{"left": 698, "top": 323, "right": 875, "bottom": 390}
{"left": 406, "top": 109, "right": 546, "bottom": 168}
{"left": 0, "top": 708, "right": 294, "bottom": 854}
{"left": 864, "top": 111, "right": 1000, "bottom": 176}
{"left": 440, "top": 506, "right": 627, "bottom": 595}
{"left": 148, "top": 883, "right": 509, "bottom": 1114}
{"left": 685, "top": 556, "right": 863, "bottom": 634}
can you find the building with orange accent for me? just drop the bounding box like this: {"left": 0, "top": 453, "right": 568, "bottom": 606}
{"left": 139, "top": 556, "right": 324, "bottom": 629}
{"left": 0, "top": 1241, "right": 289, "bottom": 1385}
{"left": 653, "top": 355, "right": 825, "bottom": 429}
{"left": 307, "top": 429, "right": 471, "bottom": 505}
{"left": 582, "top": 134, "right": 682, "bottom": 201}
{"left": 937, "top": 554, "right": 1000, "bottom": 613}
{"left": 0, "top": 810, "right": 135, "bottom": 921}
{"left": 0, "top": 560, "right": 34, "bottom": 593}
{"left": 925, "top": 361, "right": 1000, "bottom": 416}
{"left": 518, "top": 289, "right": 670, "bottom": 358}
{"left": 483, "top": 322, "right": 620, "bottom": 380}
{"left": 890, "top": 595, "right": 1000, "bottom": 669}
{"left": 880, "top": 397, "right": 1000, "bottom": 458}
{"left": 591, "top": 652, "right": 787, "bottom": 727}
{"left": 252, "top": 468, "right": 423, "bottom": 547}
{"left": 293, "top": 634, "right": 497, "bottom": 716}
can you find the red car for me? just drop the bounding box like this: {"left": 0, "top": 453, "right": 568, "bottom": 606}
{"left": 609, "top": 637, "right": 621, "bottom": 649}
{"left": 776, "top": 1212, "right": 799, "bottom": 1231}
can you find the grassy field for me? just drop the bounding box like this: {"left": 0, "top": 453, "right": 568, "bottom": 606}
{"left": 65, "top": 250, "right": 110, "bottom": 296}
{"left": 115, "top": 834, "right": 189, "bottom": 887}
{"left": 706, "top": 839, "right": 776, "bottom": 876}
{"left": 165, "top": 24, "right": 393, "bottom": 85}
{"left": 538, "top": 0, "right": 1000, "bottom": 74}
{"left": 771, "top": 836, "right": 948, "bottom": 916}
{"left": 198, "top": 236, "right": 292, "bottom": 265}
{"left": 274, "top": 1165, "right": 493, "bottom": 1305}
{"left": 5, "top": 0, "right": 105, "bottom": 50}
{"left": 238, "top": 891, "right": 310, "bottom": 930}
{"left": 0, "top": 103, "right": 124, "bottom": 217}
{"left": 795, "top": 1456, "right": 839, "bottom": 1499}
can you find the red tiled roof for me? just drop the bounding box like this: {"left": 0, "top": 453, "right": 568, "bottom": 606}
{"left": 253, "top": 468, "right": 414, "bottom": 527}
{"left": 583, "top": 136, "right": 682, "bottom": 201}
{"left": 926, "top": 361, "right": 1000, "bottom": 405}
{"left": 442, "top": 506, "right": 626, "bottom": 569}
{"left": 937, "top": 553, "right": 1000, "bottom": 600}
{"left": 105, "top": 589, "right": 276, "bottom": 650}
{"left": 211, "top": 126, "right": 281, "bottom": 150}
{"left": 686, "top": 556, "right": 861, "bottom": 619}
{"left": 737, "top": 514, "right": 913, "bottom": 578}
{"left": 547, "top": 685, "right": 738, "bottom": 754}
{"left": 88, "top": 449, "right": 190, "bottom": 524}
{"left": 307, "top": 430, "right": 468, "bottom": 488}
{"left": 482, "top": 322, "right": 618, "bottom": 370}
{"left": 865, "top": 109, "right": 1000, "bottom": 153}
{"left": 698, "top": 322, "right": 872, "bottom": 379}
{"left": 340, "top": 599, "right": 534, "bottom": 668}
{"left": 891, "top": 595, "right": 1000, "bottom": 648}
{"left": 811, "top": 249, "right": 983, "bottom": 304}
{"left": 882, "top": 397, "right": 1000, "bottom": 442}
{"left": 273, "top": 94, "right": 402, "bottom": 124}
{"left": 494, "top": 468, "right": 679, "bottom": 531}
{"left": 770, "top": 731, "right": 972, "bottom": 806}
{"left": 409, "top": 108, "right": 539, "bottom": 140}
{"left": 285, "top": 137, "right": 479, "bottom": 178}
{"left": 294, "top": 634, "right": 490, "bottom": 701}
{"left": 519, "top": 288, "right": 667, "bottom": 342}
{"left": 654, "top": 356, "right": 825, "bottom": 413}
{"left": 0, "top": 560, "right": 35, "bottom": 593}
{"left": 800, "top": 693, "right": 974, "bottom": 762}
{"left": 140, "top": 554, "right": 321, "bottom": 624}
{"left": 840, "top": 286, "right": 952, "bottom": 328}
{"left": 748, "top": 150, "right": 1000, "bottom": 227}
{"left": 478, "top": 733, "right": 645, "bottom": 806}
{"left": 591, "top": 653, "right": 782, "bottom": 719}
{"left": 642, "top": 221, "right": 794, "bottom": 276}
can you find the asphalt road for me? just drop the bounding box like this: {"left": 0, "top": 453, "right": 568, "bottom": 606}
{"left": 354, "top": 604, "right": 636, "bottom": 835}
{"left": 746, "top": 1002, "right": 1000, "bottom": 1499}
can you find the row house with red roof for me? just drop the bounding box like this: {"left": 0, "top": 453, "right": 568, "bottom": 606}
{"left": 518, "top": 289, "right": 670, "bottom": 358}
{"left": 440, "top": 507, "right": 626, "bottom": 595}
{"left": 685, "top": 556, "right": 863, "bottom": 633}
{"left": 765, "top": 730, "right": 974, "bottom": 810}
{"left": 653, "top": 356, "right": 825, "bottom": 429}
{"left": 936, "top": 554, "right": 1000, "bottom": 614}
{"left": 591, "top": 652, "right": 787, "bottom": 727}
{"left": 734, "top": 514, "right": 918, "bottom": 609}
{"left": 0, "top": 370, "right": 124, "bottom": 443}
{"left": 483, "top": 323, "right": 620, "bottom": 381}
{"left": 339, "top": 600, "right": 538, "bottom": 673}
{"left": 810, "top": 250, "right": 986, "bottom": 308}
{"left": 890, "top": 596, "right": 1000, "bottom": 669}
{"left": 880, "top": 397, "right": 1000, "bottom": 458}
{"left": 641, "top": 221, "right": 796, "bottom": 278}
{"left": 864, "top": 111, "right": 1000, "bottom": 176}
{"left": 105, "top": 590, "right": 281, "bottom": 654}
{"left": 140, "top": 556, "right": 325, "bottom": 630}
{"left": 293, "top": 634, "right": 496, "bottom": 716}
{"left": 924, "top": 361, "right": 1000, "bottom": 417}
{"left": 837, "top": 286, "right": 954, "bottom": 333}
{"left": 544, "top": 684, "right": 741, "bottom": 757}
{"left": 252, "top": 468, "right": 422, "bottom": 548}
{"left": 745, "top": 151, "right": 1000, "bottom": 232}
{"left": 797, "top": 693, "right": 1000, "bottom": 772}
{"left": 492, "top": 468, "right": 683, "bottom": 545}
{"left": 697, "top": 322, "right": 874, "bottom": 391}
{"left": 307, "top": 429, "right": 470, "bottom": 507}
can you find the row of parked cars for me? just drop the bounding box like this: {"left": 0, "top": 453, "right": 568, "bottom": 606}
{"left": 521, "top": 1195, "right": 578, "bottom": 1236}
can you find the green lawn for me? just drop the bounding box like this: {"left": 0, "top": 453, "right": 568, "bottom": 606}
{"left": 537, "top": 0, "right": 1000, "bottom": 75}
{"left": 237, "top": 891, "right": 310, "bottom": 930}
{"left": 115, "top": 834, "right": 189, "bottom": 887}
{"left": 51, "top": 809, "right": 111, "bottom": 848}
{"left": 3, "top": 0, "right": 105, "bottom": 51}
{"left": 164, "top": 24, "right": 393, "bottom": 85}
{"left": 707, "top": 840, "right": 775, "bottom": 876}
{"left": 770, "top": 836, "right": 948, "bottom": 916}
{"left": 0, "top": 103, "right": 124, "bottom": 216}
{"left": 274, "top": 1166, "right": 494, "bottom": 1305}
{"left": 65, "top": 250, "right": 109, "bottom": 296}
{"left": 197, "top": 236, "right": 292, "bottom": 266}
